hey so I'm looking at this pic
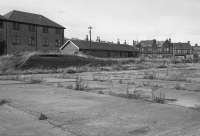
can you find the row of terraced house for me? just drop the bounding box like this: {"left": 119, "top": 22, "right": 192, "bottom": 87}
{"left": 136, "top": 39, "right": 194, "bottom": 59}
{"left": 0, "top": 10, "right": 196, "bottom": 58}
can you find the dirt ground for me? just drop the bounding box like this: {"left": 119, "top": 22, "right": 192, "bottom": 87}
{"left": 1, "top": 63, "right": 200, "bottom": 136}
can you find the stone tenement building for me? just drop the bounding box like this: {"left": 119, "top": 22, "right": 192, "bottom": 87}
{"left": 0, "top": 10, "right": 65, "bottom": 55}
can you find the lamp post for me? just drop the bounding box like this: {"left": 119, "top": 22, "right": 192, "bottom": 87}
{"left": 88, "top": 26, "right": 93, "bottom": 46}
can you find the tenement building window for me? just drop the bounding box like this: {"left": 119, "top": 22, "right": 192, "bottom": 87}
{"left": 55, "top": 39, "right": 61, "bottom": 47}
{"left": 13, "top": 22, "right": 20, "bottom": 30}
{"left": 29, "top": 25, "right": 36, "bottom": 32}
{"left": 43, "top": 39, "right": 49, "bottom": 46}
{"left": 12, "top": 35, "right": 21, "bottom": 45}
{"left": 43, "top": 27, "right": 48, "bottom": 33}
{"left": 28, "top": 37, "right": 35, "bottom": 46}
{"left": 0, "top": 21, "right": 3, "bottom": 29}
{"left": 55, "top": 28, "right": 61, "bottom": 34}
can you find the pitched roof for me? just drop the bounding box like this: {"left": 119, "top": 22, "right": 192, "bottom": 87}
{"left": 157, "top": 41, "right": 165, "bottom": 48}
{"left": 0, "top": 15, "right": 6, "bottom": 20}
{"left": 4, "top": 10, "right": 65, "bottom": 28}
{"left": 193, "top": 46, "right": 200, "bottom": 52}
{"left": 173, "top": 42, "right": 192, "bottom": 50}
{"left": 140, "top": 40, "right": 154, "bottom": 47}
{"left": 61, "top": 39, "right": 137, "bottom": 52}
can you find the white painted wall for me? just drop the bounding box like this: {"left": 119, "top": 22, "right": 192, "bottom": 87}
{"left": 60, "top": 41, "right": 79, "bottom": 55}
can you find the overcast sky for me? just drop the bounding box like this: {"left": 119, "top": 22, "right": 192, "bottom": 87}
{"left": 0, "top": 0, "right": 200, "bottom": 45}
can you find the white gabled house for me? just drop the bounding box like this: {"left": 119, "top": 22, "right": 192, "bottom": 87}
{"left": 60, "top": 40, "right": 79, "bottom": 55}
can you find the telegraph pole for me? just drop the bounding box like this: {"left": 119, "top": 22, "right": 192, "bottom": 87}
{"left": 88, "top": 26, "right": 93, "bottom": 46}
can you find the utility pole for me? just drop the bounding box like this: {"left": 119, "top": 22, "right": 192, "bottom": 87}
{"left": 88, "top": 26, "right": 93, "bottom": 46}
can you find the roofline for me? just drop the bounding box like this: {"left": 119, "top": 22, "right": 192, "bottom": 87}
{"left": 3, "top": 10, "right": 66, "bottom": 29}
{"left": 60, "top": 40, "right": 79, "bottom": 50}
{"left": 5, "top": 20, "right": 65, "bottom": 29}
{"left": 71, "top": 39, "right": 134, "bottom": 47}
{"left": 0, "top": 16, "right": 7, "bottom": 21}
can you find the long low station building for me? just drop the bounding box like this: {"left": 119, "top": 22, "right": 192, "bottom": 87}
{"left": 60, "top": 39, "right": 139, "bottom": 58}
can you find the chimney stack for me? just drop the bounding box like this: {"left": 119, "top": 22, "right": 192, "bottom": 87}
{"left": 117, "top": 39, "right": 120, "bottom": 44}
{"left": 169, "top": 38, "right": 171, "bottom": 43}
{"left": 85, "top": 35, "right": 89, "bottom": 41}
{"left": 133, "top": 40, "right": 136, "bottom": 46}
{"left": 96, "top": 36, "right": 101, "bottom": 43}
{"left": 124, "top": 40, "right": 127, "bottom": 45}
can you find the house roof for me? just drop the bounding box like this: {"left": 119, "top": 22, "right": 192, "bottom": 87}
{"left": 4, "top": 10, "right": 65, "bottom": 28}
{"left": 61, "top": 39, "right": 137, "bottom": 52}
{"left": 157, "top": 41, "right": 165, "bottom": 48}
{"left": 173, "top": 42, "right": 192, "bottom": 50}
{"left": 139, "top": 40, "right": 164, "bottom": 48}
{"left": 139, "top": 40, "right": 154, "bottom": 47}
{"left": 0, "top": 15, "right": 6, "bottom": 20}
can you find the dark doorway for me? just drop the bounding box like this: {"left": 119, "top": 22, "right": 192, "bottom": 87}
{"left": 0, "top": 41, "right": 6, "bottom": 55}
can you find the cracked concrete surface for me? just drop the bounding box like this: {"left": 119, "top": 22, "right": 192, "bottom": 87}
{"left": 0, "top": 79, "right": 200, "bottom": 136}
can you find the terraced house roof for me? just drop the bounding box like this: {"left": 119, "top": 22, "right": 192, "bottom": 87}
{"left": 0, "top": 15, "right": 6, "bottom": 20}
{"left": 173, "top": 42, "right": 192, "bottom": 50}
{"left": 63, "top": 39, "right": 137, "bottom": 52}
{"left": 4, "top": 10, "right": 65, "bottom": 28}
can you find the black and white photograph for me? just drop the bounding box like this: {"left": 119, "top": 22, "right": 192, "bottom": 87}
{"left": 1, "top": 0, "right": 200, "bottom": 135}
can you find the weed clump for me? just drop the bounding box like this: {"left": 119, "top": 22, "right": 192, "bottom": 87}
{"left": 151, "top": 86, "right": 165, "bottom": 104}
{"left": 174, "top": 83, "right": 186, "bottom": 90}
{"left": 38, "top": 113, "right": 48, "bottom": 120}
{"left": 98, "top": 91, "right": 104, "bottom": 94}
{"left": 0, "top": 99, "right": 10, "bottom": 106}
{"left": 28, "top": 78, "right": 43, "bottom": 84}
{"left": 75, "top": 76, "right": 88, "bottom": 91}
{"left": 143, "top": 71, "right": 157, "bottom": 80}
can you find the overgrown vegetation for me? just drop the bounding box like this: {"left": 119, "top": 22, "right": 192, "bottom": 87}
{"left": 92, "top": 73, "right": 110, "bottom": 82}
{"left": 38, "top": 113, "right": 48, "bottom": 120}
{"left": 151, "top": 86, "right": 165, "bottom": 104}
{"left": 27, "top": 77, "right": 43, "bottom": 84}
{"left": 174, "top": 83, "right": 187, "bottom": 90}
{"left": 143, "top": 70, "right": 157, "bottom": 80}
{"left": 75, "top": 76, "right": 88, "bottom": 91}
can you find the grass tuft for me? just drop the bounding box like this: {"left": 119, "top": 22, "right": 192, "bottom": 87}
{"left": 38, "top": 113, "right": 48, "bottom": 120}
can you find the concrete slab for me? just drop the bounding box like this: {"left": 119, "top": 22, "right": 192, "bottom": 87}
{"left": 0, "top": 82, "right": 200, "bottom": 136}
